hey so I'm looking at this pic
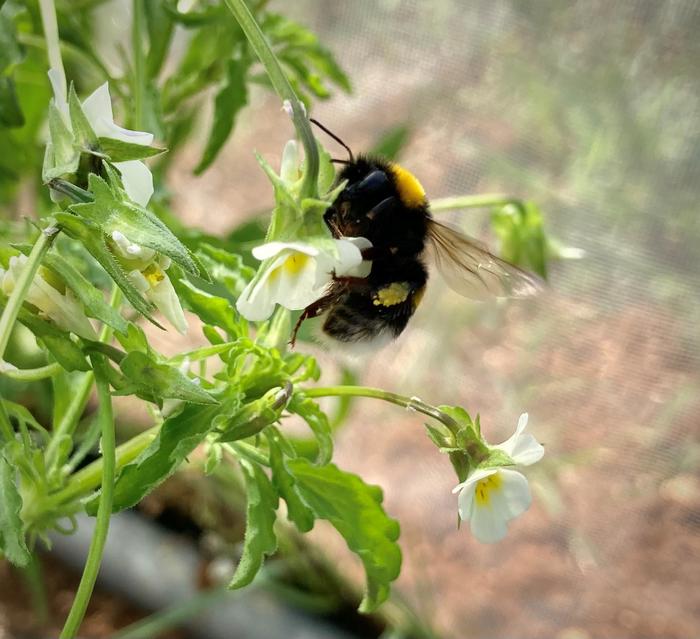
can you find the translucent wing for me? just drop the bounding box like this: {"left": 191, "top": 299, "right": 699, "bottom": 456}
{"left": 426, "top": 219, "right": 543, "bottom": 300}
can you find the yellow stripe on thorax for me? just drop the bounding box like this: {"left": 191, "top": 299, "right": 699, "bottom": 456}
{"left": 388, "top": 162, "right": 426, "bottom": 208}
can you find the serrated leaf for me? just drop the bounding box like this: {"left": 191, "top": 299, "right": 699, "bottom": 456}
{"left": 287, "top": 459, "right": 401, "bottom": 612}
{"left": 195, "top": 57, "right": 249, "bottom": 175}
{"left": 41, "top": 252, "right": 129, "bottom": 335}
{"left": 173, "top": 278, "right": 240, "bottom": 336}
{"left": 117, "top": 351, "right": 216, "bottom": 406}
{"left": 97, "top": 137, "right": 166, "bottom": 162}
{"left": 228, "top": 460, "right": 278, "bottom": 589}
{"left": 287, "top": 395, "right": 333, "bottom": 465}
{"left": 267, "top": 430, "right": 314, "bottom": 532}
{"left": 86, "top": 401, "right": 230, "bottom": 514}
{"left": 0, "top": 448, "right": 30, "bottom": 566}
{"left": 70, "top": 174, "right": 199, "bottom": 276}
{"left": 55, "top": 212, "right": 159, "bottom": 325}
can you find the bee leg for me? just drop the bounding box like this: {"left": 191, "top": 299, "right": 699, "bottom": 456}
{"left": 289, "top": 294, "right": 335, "bottom": 348}
{"left": 330, "top": 273, "right": 372, "bottom": 293}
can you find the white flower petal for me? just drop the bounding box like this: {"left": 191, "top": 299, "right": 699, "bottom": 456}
{"left": 126, "top": 270, "right": 150, "bottom": 293}
{"left": 280, "top": 139, "right": 299, "bottom": 183}
{"left": 114, "top": 160, "right": 154, "bottom": 207}
{"left": 81, "top": 83, "right": 114, "bottom": 133}
{"left": 236, "top": 278, "right": 277, "bottom": 321}
{"left": 487, "top": 469, "right": 532, "bottom": 520}
{"left": 335, "top": 236, "right": 372, "bottom": 278}
{"left": 148, "top": 273, "right": 188, "bottom": 334}
{"left": 252, "top": 241, "right": 320, "bottom": 260}
{"left": 470, "top": 497, "right": 509, "bottom": 544}
{"left": 494, "top": 412, "right": 544, "bottom": 466}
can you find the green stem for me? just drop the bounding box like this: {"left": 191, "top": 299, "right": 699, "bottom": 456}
{"left": 45, "top": 288, "right": 122, "bottom": 474}
{"left": 430, "top": 194, "right": 520, "bottom": 213}
{"left": 21, "top": 554, "right": 51, "bottom": 626}
{"left": 48, "top": 425, "right": 158, "bottom": 509}
{"left": 131, "top": 0, "right": 146, "bottom": 130}
{"left": 223, "top": 0, "right": 318, "bottom": 199}
{"left": 0, "top": 361, "right": 62, "bottom": 381}
{"left": 59, "top": 360, "right": 116, "bottom": 639}
{"left": 0, "top": 229, "right": 55, "bottom": 361}
{"left": 304, "top": 385, "right": 460, "bottom": 435}
{"left": 38, "top": 0, "right": 65, "bottom": 96}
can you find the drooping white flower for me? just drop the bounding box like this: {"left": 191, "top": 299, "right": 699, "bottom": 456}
{"left": 236, "top": 237, "right": 372, "bottom": 322}
{"left": 48, "top": 69, "right": 154, "bottom": 206}
{"left": 0, "top": 255, "right": 97, "bottom": 340}
{"left": 453, "top": 413, "right": 544, "bottom": 543}
{"left": 111, "top": 231, "right": 188, "bottom": 334}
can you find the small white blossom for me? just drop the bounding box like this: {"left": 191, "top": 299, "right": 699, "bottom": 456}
{"left": 453, "top": 413, "right": 544, "bottom": 543}
{"left": 48, "top": 69, "right": 154, "bottom": 206}
{"left": 0, "top": 255, "right": 97, "bottom": 340}
{"left": 111, "top": 231, "right": 187, "bottom": 334}
{"left": 236, "top": 237, "right": 372, "bottom": 322}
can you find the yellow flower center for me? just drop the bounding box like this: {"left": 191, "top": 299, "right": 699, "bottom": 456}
{"left": 143, "top": 263, "right": 165, "bottom": 287}
{"left": 269, "top": 253, "right": 311, "bottom": 281}
{"left": 474, "top": 472, "right": 503, "bottom": 506}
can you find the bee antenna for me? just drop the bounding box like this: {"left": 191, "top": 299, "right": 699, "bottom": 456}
{"left": 310, "top": 118, "right": 355, "bottom": 163}
{"left": 331, "top": 158, "right": 352, "bottom": 165}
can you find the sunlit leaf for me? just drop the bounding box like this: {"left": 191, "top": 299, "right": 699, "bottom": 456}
{"left": 287, "top": 459, "right": 401, "bottom": 612}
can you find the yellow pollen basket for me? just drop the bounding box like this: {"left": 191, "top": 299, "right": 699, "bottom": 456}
{"left": 373, "top": 282, "right": 410, "bottom": 307}
{"left": 388, "top": 162, "right": 426, "bottom": 208}
{"left": 475, "top": 472, "right": 503, "bottom": 507}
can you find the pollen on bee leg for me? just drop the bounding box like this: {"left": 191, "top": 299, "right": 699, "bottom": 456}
{"left": 373, "top": 282, "right": 411, "bottom": 306}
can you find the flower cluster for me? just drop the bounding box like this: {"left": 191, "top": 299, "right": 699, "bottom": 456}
{"left": 453, "top": 413, "right": 544, "bottom": 543}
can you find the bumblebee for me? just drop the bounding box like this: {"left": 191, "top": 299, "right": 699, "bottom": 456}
{"left": 290, "top": 120, "right": 542, "bottom": 346}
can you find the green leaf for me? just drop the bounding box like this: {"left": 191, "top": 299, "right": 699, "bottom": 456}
{"left": 194, "top": 57, "right": 249, "bottom": 175}
{"left": 43, "top": 102, "right": 79, "bottom": 182}
{"left": 287, "top": 395, "right": 333, "bottom": 465}
{"left": 41, "top": 252, "right": 129, "bottom": 335}
{"left": 267, "top": 429, "right": 314, "bottom": 533}
{"left": 0, "top": 77, "right": 23, "bottom": 128}
{"left": 144, "top": 0, "right": 175, "bottom": 78}
{"left": 70, "top": 174, "right": 200, "bottom": 277}
{"left": 228, "top": 460, "right": 278, "bottom": 589}
{"left": 173, "top": 278, "right": 241, "bottom": 336}
{"left": 97, "top": 137, "right": 166, "bottom": 162}
{"left": 86, "top": 401, "right": 233, "bottom": 514}
{"left": 287, "top": 459, "right": 401, "bottom": 612}
{"left": 55, "top": 212, "right": 159, "bottom": 325}
{"left": 369, "top": 125, "right": 411, "bottom": 161}
{"left": 0, "top": 448, "right": 30, "bottom": 567}
{"left": 197, "top": 244, "right": 254, "bottom": 298}
{"left": 0, "top": 12, "right": 23, "bottom": 74}
{"left": 117, "top": 351, "right": 217, "bottom": 406}
{"left": 68, "top": 84, "right": 98, "bottom": 149}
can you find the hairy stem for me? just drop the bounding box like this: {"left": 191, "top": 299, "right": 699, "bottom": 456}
{"left": 58, "top": 360, "right": 115, "bottom": 639}
{"left": 304, "top": 385, "right": 460, "bottom": 434}
{"left": 223, "top": 0, "right": 319, "bottom": 199}
{"left": 131, "top": 0, "right": 146, "bottom": 130}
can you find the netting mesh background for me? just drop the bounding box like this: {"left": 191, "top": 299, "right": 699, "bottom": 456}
{"left": 170, "top": 1, "right": 700, "bottom": 637}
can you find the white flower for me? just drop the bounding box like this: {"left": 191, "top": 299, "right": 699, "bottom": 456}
{"left": 111, "top": 231, "right": 188, "bottom": 334}
{"left": 0, "top": 255, "right": 97, "bottom": 340}
{"left": 236, "top": 237, "right": 372, "bottom": 322}
{"left": 452, "top": 413, "right": 544, "bottom": 543}
{"left": 48, "top": 69, "right": 154, "bottom": 206}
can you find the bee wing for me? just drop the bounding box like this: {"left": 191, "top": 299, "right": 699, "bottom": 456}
{"left": 426, "top": 219, "right": 543, "bottom": 300}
